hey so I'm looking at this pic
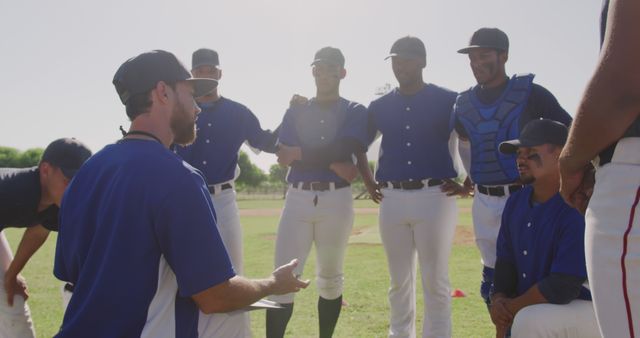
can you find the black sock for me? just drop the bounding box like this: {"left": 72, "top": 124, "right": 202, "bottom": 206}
{"left": 266, "top": 302, "right": 294, "bottom": 338}
{"left": 318, "top": 295, "right": 342, "bottom": 338}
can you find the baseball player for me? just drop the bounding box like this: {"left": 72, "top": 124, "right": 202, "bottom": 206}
{"left": 267, "top": 46, "right": 368, "bottom": 338}
{"left": 53, "top": 50, "right": 309, "bottom": 337}
{"left": 491, "top": 119, "right": 599, "bottom": 338}
{"left": 0, "top": 138, "right": 91, "bottom": 338}
{"left": 173, "top": 48, "right": 279, "bottom": 338}
{"left": 363, "top": 36, "right": 459, "bottom": 338}
{"left": 449, "top": 27, "right": 573, "bottom": 307}
{"left": 559, "top": 0, "right": 640, "bottom": 336}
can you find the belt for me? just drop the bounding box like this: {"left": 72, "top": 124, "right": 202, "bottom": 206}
{"left": 290, "top": 181, "right": 350, "bottom": 191}
{"left": 380, "top": 179, "right": 444, "bottom": 190}
{"left": 476, "top": 184, "right": 522, "bottom": 197}
{"left": 207, "top": 183, "right": 233, "bottom": 194}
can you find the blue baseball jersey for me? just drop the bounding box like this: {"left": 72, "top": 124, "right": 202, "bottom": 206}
{"left": 278, "top": 97, "right": 369, "bottom": 183}
{"left": 368, "top": 84, "right": 458, "bottom": 182}
{"left": 496, "top": 186, "right": 591, "bottom": 300}
{"left": 175, "top": 97, "right": 277, "bottom": 185}
{"left": 54, "top": 139, "right": 235, "bottom": 338}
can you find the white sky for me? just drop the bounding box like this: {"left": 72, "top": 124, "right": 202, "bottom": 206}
{"left": 0, "top": 0, "right": 602, "bottom": 172}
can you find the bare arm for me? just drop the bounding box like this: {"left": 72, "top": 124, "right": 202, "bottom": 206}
{"left": 4, "top": 225, "right": 50, "bottom": 306}
{"left": 504, "top": 284, "right": 548, "bottom": 317}
{"left": 356, "top": 153, "right": 382, "bottom": 203}
{"left": 192, "top": 259, "right": 309, "bottom": 314}
{"left": 560, "top": 0, "right": 640, "bottom": 202}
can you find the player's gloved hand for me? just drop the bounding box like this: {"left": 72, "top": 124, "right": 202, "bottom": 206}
{"left": 329, "top": 162, "right": 358, "bottom": 182}
{"left": 440, "top": 178, "right": 473, "bottom": 197}
{"left": 489, "top": 297, "right": 514, "bottom": 329}
{"left": 289, "top": 94, "right": 309, "bottom": 107}
{"left": 269, "top": 259, "right": 311, "bottom": 295}
{"left": 560, "top": 162, "right": 595, "bottom": 215}
{"left": 277, "top": 145, "right": 302, "bottom": 167}
{"left": 4, "top": 272, "right": 29, "bottom": 306}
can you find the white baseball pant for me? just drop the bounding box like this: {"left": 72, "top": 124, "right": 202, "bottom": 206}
{"left": 0, "top": 231, "right": 35, "bottom": 338}
{"left": 270, "top": 186, "right": 354, "bottom": 304}
{"left": 198, "top": 187, "right": 250, "bottom": 338}
{"left": 471, "top": 189, "right": 510, "bottom": 270}
{"left": 379, "top": 185, "right": 457, "bottom": 338}
{"left": 510, "top": 299, "right": 600, "bottom": 338}
{"left": 586, "top": 137, "right": 640, "bottom": 338}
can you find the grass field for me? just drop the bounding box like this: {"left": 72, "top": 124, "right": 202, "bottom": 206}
{"left": 4, "top": 197, "right": 495, "bottom": 337}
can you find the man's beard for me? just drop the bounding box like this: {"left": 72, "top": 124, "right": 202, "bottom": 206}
{"left": 519, "top": 173, "right": 535, "bottom": 185}
{"left": 171, "top": 100, "right": 196, "bottom": 146}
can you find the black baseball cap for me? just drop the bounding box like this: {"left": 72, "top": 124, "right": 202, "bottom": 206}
{"left": 41, "top": 138, "right": 92, "bottom": 179}
{"left": 192, "top": 48, "right": 220, "bottom": 69}
{"left": 499, "top": 119, "right": 569, "bottom": 154}
{"left": 311, "top": 47, "right": 345, "bottom": 68}
{"left": 385, "top": 36, "right": 426, "bottom": 62}
{"left": 458, "top": 28, "right": 509, "bottom": 54}
{"left": 112, "top": 50, "right": 218, "bottom": 105}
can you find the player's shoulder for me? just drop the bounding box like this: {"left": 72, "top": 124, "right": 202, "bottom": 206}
{"left": 369, "top": 87, "right": 399, "bottom": 107}
{"left": 552, "top": 194, "right": 585, "bottom": 227}
{"left": 219, "top": 97, "right": 252, "bottom": 113}
{"left": 340, "top": 97, "right": 367, "bottom": 113}
{"left": 426, "top": 83, "right": 458, "bottom": 97}
{"left": 505, "top": 185, "right": 533, "bottom": 207}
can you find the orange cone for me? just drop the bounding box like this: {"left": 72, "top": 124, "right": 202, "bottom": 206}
{"left": 451, "top": 288, "right": 466, "bottom": 298}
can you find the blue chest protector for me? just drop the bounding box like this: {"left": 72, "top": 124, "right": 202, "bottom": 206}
{"left": 455, "top": 74, "right": 534, "bottom": 185}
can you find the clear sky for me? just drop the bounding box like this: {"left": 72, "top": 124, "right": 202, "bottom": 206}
{"left": 0, "top": 0, "right": 602, "bottom": 172}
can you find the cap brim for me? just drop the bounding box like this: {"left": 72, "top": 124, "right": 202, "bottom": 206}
{"left": 457, "top": 45, "right": 507, "bottom": 54}
{"left": 384, "top": 52, "right": 424, "bottom": 60}
{"left": 187, "top": 78, "right": 218, "bottom": 98}
{"left": 498, "top": 140, "right": 522, "bottom": 154}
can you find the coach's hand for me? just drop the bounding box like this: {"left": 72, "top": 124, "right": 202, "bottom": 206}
{"left": 270, "top": 259, "right": 310, "bottom": 295}
{"left": 330, "top": 162, "right": 358, "bottom": 182}
{"left": 4, "top": 272, "right": 29, "bottom": 306}
{"left": 277, "top": 145, "right": 302, "bottom": 167}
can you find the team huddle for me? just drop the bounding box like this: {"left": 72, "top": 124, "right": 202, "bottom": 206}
{"left": 1, "top": 0, "right": 639, "bottom": 337}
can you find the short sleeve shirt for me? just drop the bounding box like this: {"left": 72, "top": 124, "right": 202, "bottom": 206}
{"left": 0, "top": 167, "right": 59, "bottom": 231}
{"left": 54, "top": 140, "right": 235, "bottom": 338}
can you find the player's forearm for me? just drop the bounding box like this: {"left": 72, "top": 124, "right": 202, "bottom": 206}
{"left": 356, "top": 153, "right": 375, "bottom": 185}
{"left": 561, "top": 0, "right": 640, "bottom": 172}
{"left": 6, "top": 225, "right": 50, "bottom": 277}
{"left": 507, "top": 284, "right": 548, "bottom": 315}
{"left": 195, "top": 275, "right": 276, "bottom": 314}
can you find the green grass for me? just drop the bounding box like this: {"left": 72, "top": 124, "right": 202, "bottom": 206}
{"left": 4, "top": 197, "right": 493, "bottom": 337}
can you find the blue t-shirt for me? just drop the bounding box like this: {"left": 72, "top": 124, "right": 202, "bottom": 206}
{"left": 54, "top": 139, "right": 235, "bottom": 338}
{"left": 496, "top": 186, "right": 591, "bottom": 300}
{"left": 369, "top": 84, "right": 458, "bottom": 181}
{"left": 278, "top": 97, "right": 369, "bottom": 183}
{"left": 175, "top": 97, "right": 277, "bottom": 185}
